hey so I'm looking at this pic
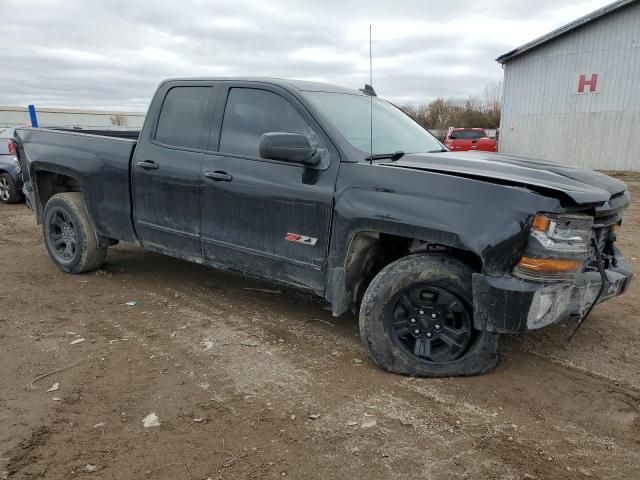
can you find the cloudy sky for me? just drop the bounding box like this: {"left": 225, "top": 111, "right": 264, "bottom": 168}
{"left": 0, "top": 0, "right": 613, "bottom": 111}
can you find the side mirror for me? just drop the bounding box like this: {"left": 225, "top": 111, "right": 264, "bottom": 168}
{"left": 259, "top": 132, "right": 319, "bottom": 165}
{"left": 448, "top": 135, "right": 457, "bottom": 140}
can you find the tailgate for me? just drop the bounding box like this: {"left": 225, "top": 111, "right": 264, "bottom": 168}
{"left": 450, "top": 139, "right": 473, "bottom": 151}
{"left": 476, "top": 138, "right": 497, "bottom": 152}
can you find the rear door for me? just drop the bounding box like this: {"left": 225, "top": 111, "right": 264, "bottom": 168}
{"left": 200, "top": 83, "right": 339, "bottom": 292}
{"left": 132, "top": 82, "right": 217, "bottom": 257}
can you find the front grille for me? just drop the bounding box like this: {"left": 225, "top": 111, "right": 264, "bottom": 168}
{"left": 586, "top": 225, "right": 614, "bottom": 270}
{"left": 592, "top": 226, "right": 610, "bottom": 253}
{"left": 586, "top": 189, "right": 628, "bottom": 270}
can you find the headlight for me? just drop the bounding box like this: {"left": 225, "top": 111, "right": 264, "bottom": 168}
{"left": 514, "top": 213, "right": 593, "bottom": 281}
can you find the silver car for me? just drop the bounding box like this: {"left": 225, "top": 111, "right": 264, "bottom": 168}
{"left": 0, "top": 126, "right": 24, "bottom": 203}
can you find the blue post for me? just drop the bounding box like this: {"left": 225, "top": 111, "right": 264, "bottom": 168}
{"left": 28, "top": 104, "right": 39, "bottom": 127}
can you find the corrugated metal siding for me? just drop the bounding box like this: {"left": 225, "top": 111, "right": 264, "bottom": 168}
{"left": 499, "top": 1, "right": 640, "bottom": 171}
{"left": 0, "top": 106, "right": 146, "bottom": 130}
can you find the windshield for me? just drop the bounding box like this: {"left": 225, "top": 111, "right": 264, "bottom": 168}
{"left": 304, "top": 92, "right": 443, "bottom": 156}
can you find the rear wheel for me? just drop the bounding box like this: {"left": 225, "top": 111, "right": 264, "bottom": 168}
{"left": 43, "top": 192, "right": 107, "bottom": 273}
{"left": 0, "top": 173, "right": 22, "bottom": 204}
{"left": 359, "top": 254, "right": 499, "bottom": 377}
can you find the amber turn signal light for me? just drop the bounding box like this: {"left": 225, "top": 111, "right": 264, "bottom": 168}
{"left": 531, "top": 214, "right": 551, "bottom": 233}
{"left": 517, "top": 256, "right": 582, "bottom": 273}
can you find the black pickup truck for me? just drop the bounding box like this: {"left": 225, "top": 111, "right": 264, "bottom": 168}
{"left": 15, "top": 78, "right": 633, "bottom": 377}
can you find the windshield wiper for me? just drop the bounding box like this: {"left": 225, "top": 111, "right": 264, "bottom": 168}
{"left": 427, "top": 148, "right": 448, "bottom": 153}
{"left": 366, "top": 151, "right": 405, "bottom": 162}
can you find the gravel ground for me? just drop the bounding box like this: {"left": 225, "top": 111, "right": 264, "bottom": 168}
{"left": 1, "top": 173, "right": 639, "bottom": 480}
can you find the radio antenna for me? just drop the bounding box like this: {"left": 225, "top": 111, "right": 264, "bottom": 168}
{"left": 369, "top": 24, "right": 373, "bottom": 165}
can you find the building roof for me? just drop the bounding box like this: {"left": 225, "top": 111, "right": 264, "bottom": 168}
{"left": 496, "top": 0, "right": 638, "bottom": 63}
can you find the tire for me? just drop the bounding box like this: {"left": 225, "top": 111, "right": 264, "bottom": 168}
{"left": 0, "top": 173, "right": 23, "bottom": 204}
{"left": 359, "top": 254, "right": 499, "bottom": 377}
{"left": 43, "top": 192, "right": 107, "bottom": 273}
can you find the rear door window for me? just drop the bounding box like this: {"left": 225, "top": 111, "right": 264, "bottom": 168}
{"left": 155, "top": 87, "right": 211, "bottom": 149}
{"left": 219, "top": 88, "right": 314, "bottom": 158}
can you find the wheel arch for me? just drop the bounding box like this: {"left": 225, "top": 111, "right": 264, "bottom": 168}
{"left": 0, "top": 167, "right": 17, "bottom": 181}
{"left": 35, "top": 169, "right": 115, "bottom": 248}
{"left": 33, "top": 168, "right": 83, "bottom": 224}
{"left": 325, "top": 224, "right": 483, "bottom": 317}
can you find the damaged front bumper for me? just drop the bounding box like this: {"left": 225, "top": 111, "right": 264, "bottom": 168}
{"left": 472, "top": 254, "right": 633, "bottom": 333}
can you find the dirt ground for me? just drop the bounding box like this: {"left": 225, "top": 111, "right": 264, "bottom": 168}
{"left": 1, "top": 173, "right": 639, "bottom": 480}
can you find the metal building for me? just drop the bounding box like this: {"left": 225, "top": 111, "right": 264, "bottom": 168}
{"left": 0, "top": 106, "right": 145, "bottom": 130}
{"left": 497, "top": 0, "right": 640, "bottom": 171}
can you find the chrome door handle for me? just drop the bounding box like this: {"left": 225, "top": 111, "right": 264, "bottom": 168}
{"left": 204, "top": 171, "right": 233, "bottom": 182}
{"left": 137, "top": 160, "right": 159, "bottom": 170}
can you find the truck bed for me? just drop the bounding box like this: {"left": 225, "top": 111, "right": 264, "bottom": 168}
{"left": 16, "top": 127, "right": 139, "bottom": 243}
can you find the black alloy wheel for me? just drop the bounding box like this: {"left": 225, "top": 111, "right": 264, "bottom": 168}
{"left": 0, "top": 175, "right": 10, "bottom": 202}
{"left": 390, "top": 285, "right": 473, "bottom": 363}
{"left": 47, "top": 207, "right": 78, "bottom": 262}
{"left": 359, "top": 254, "right": 499, "bottom": 377}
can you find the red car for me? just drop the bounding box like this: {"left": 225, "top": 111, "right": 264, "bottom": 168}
{"left": 444, "top": 128, "right": 497, "bottom": 152}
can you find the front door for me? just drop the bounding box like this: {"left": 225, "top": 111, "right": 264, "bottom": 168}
{"left": 133, "top": 84, "right": 216, "bottom": 257}
{"left": 200, "top": 85, "right": 339, "bottom": 292}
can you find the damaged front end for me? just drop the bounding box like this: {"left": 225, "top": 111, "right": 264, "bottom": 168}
{"left": 473, "top": 195, "right": 633, "bottom": 334}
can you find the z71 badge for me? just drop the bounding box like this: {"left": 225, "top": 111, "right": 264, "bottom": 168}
{"left": 285, "top": 233, "right": 318, "bottom": 246}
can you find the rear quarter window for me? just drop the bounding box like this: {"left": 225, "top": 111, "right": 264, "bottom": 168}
{"left": 155, "top": 87, "right": 210, "bottom": 149}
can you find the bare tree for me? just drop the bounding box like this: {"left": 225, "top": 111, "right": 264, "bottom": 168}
{"left": 483, "top": 80, "right": 502, "bottom": 129}
{"left": 110, "top": 114, "right": 128, "bottom": 127}
{"left": 400, "top": 81, "right": 503, "bottom": 133}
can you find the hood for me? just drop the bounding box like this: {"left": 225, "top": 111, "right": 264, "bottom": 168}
{"left": 383, "top": 151, "right": 626, "bottom": 205}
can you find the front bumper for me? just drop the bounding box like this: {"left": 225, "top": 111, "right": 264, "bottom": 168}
{"left": 472, "top": 254, "right": 633, "bottom": 333}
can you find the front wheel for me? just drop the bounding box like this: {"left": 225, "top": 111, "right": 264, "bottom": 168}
{"left": 359, "top": 254, "right": 499, "bottom": 377}
{"left": 43, "top": 192, "right": 107, "bottom": 273}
